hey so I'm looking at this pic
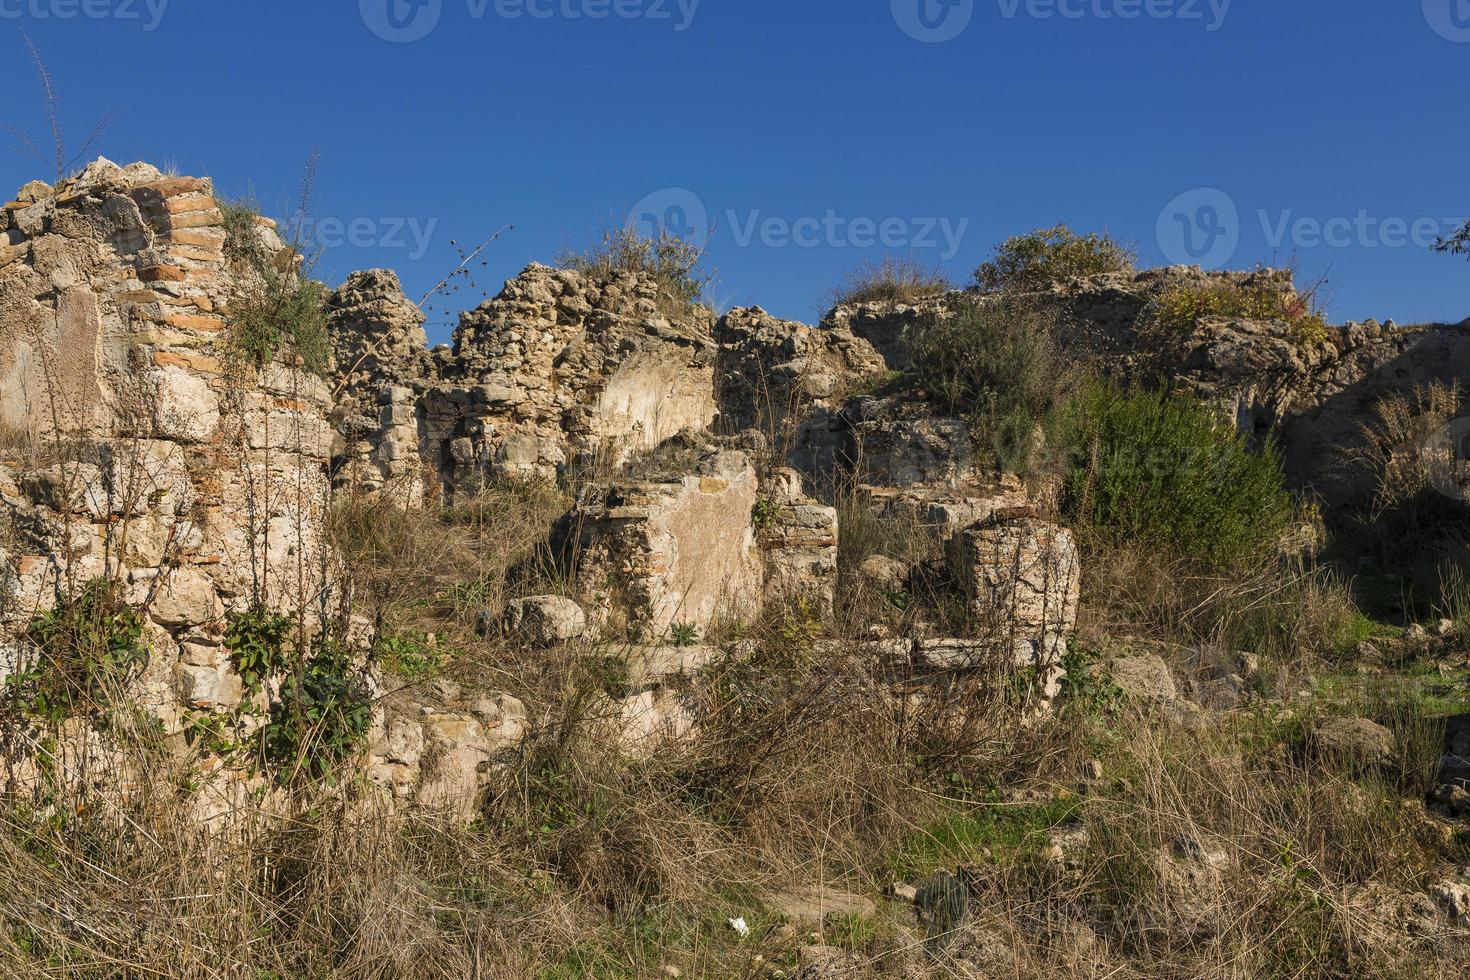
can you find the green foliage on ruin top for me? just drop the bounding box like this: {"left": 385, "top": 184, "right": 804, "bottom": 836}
{"left": 1143, "top": 278, "right": 1330, "bottom": 347}
{"left": 219, "top": 199, "right": 331, "bottom": 375}
{"left": 974, "top": 224, "right": 1135, "bottom": 293}
{"left": 907, "top": 297, "right": 1071, "bottom": 473}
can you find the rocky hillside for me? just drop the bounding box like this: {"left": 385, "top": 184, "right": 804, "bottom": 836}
{"left": 1, "top": 163, "right": 1468, "bottom": 978}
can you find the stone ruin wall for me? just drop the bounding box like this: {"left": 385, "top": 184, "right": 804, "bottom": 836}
{"left": 0, "top": 160, "right": 347, "bottom": 816}
{"left": 0, "top": 161, "right": 1259, "bottom": 819}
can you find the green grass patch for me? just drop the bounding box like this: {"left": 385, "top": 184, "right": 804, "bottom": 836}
{"left": 887, "top": 793, "right": 1081, "bottom": 880}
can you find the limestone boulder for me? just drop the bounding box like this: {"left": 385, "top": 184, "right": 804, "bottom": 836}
{"left": 1311, "top": 716, "right": 1396, "bottom": 773}
{"left": 503, "top": 595, "right": 588, "bottom": 647}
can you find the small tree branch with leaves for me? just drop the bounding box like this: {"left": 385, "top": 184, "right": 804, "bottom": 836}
{"left": 1435, "top": 220, "right": 1470, "bottom": 258}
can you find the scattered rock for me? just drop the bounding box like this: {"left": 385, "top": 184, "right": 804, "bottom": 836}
{"left": 1429, "top": 879, "right": 1470, "bottom": 926}
{"left": 1107, "top": 653, "right": 1179, "bottom": 702}
{"left": 794, "top": 944, "right": 858, "bottom": 978}
{"left": 769, "top": 885, "right": 877, "bottom": 930}
{"left": 858, "top": 554, "right": 908, "bottom": 593}
{"left": 503, "top": 595, "right": 587, "bottom": 646}
{"left": 1311, "top": 716, "right": 1396, "bottom": 773}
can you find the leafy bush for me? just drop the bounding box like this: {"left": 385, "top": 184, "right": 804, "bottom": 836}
{"left": 558, "top": 226, "right": 713, "bottom": 312}
{"left": 6, "top": 580, "right": 149, "bottom": 722}
{"left": 1058, "top": 383, "right": 1294, "bottom": 568}
{"left": 220, "top": 200, "right": 331, "bottom": 374}
{"left": 222, "top": 606, "right": 374, "bottom": 783}
{"left": 907, "top": 298, "right": 1069, "bottom": 471}
{"left": 224, "top": 605, "right": 292, "bottom": 696}
{"left": 823, "top": 256, "right": 950, "bottom": 310}
{"left": 376, "top": 629, "right": 451, "bottom": 680}
{"left": 262, "top": 637, "right": 374, "bottom": 783}
{"left": 974, "top": 225, "right": 1134, "bottom": 293}
{"left": 1143, "top": 279, "right": 1329, "bottom": 346}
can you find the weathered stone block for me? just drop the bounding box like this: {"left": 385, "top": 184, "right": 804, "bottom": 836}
{"left": 150, "top": 365, "right": 219, "bottom": 442}
{"left": 557, "top": 450, "right": 763, "bottom": 637}
{"left": 947, "top": 518, "right": 1079, "bottom": 637}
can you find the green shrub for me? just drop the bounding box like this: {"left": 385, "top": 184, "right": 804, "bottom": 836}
{"left": 558, "top": 226, "right": 713, "bottom": 312}
{"left": 222, "top": 606, "right": 373, "bottom": 783}
{"left": 1058, "top": 383, "right": 1293, "bottom": 568}
{"left": 6, "top": 580, "right": 149, "bottom": 722}
{"left": 376, "top": 629, "right": 451, "bottom": 680}
{"left": 974, "top": 224, "right": 1134, "bottom": 293}
{"left": 1143, "top": 279, "right": 1329, "bottom": 347}
{"left": 823, "top": 256, "right": 950, "bottom": 309}
{"left": 907, "top": 298, "right": 1068, "bottom": 471}
{"left": 220, "top": 200, "right": 331, "bottom": 374}
{"left": 224, "top": 606, "right": 293, "bottom": 696}
{"left": 262, "top": 637, "right": 374, "bottom": 783}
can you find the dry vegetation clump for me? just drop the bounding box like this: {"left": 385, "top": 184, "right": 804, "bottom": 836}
{"left": 558, "top": 226, "right": 715, "bottom": 317}
{"left": 822, "top": 256, "right": 952, "bottom": 312}
{"left": 959, "top": 706, "right": 1470, "bottom": 979}
{"left": 1346, "top": 381, "right": 1470, "bottom": 613}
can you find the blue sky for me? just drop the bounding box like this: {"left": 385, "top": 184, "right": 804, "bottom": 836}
{"left": 2, "top": 0, "right": 1466, "bottom": 343}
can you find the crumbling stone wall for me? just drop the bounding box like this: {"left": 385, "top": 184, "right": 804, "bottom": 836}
{"left": 715, "top": 306, "right": 887, "bottom": 437}
{"left": 329, "top": 264, "right": 720, "bottom": 496}
{"left": 0, "top": 159, "right": 336, "bottom": 744}
{"left": 327, "top": 268, "right": 438, "bottom": 502}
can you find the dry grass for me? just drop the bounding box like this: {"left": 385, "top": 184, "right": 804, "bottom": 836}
{"left": 821, "top": 257, "right": 952, "bottom": 313}
{"left": 3, "top": 463, "right": 1468, "bottom": 977}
